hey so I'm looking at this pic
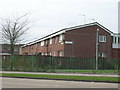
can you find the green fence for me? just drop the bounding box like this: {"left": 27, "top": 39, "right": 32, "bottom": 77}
{"left": 2, "top": 55, "right": 120, "bottom": 72}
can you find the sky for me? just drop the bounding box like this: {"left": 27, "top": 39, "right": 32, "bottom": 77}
{"left": 0, "top": 0, "right": 119, "bottom": 43}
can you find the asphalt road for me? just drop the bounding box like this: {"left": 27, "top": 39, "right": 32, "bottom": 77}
{"left": 2, "top": 77, "right": 118, "bottom": 88}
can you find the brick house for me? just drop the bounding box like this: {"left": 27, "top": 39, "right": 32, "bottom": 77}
{"left": 20, "top": 22, "right": 120, "bottom": 59}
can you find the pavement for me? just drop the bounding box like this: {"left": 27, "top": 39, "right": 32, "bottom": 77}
{"left": 2, "top": 77, "right": 119, "bottom": 88}
{"left": 2, "top": 71, "right": 119, "bottom": 77}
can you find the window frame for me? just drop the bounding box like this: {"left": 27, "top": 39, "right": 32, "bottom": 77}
{"left": 99, "top": 35, "right": 106, "bottom": 42}
{"left": 54, "top": 52, "right": 57, "bottom": 56}
{"left": 49, "top": 52, "right": 52, "bottom": 56}
{"left": 59, "top": 51, "right": 63, "bottom": 56}
{"left": 40, "top": 41, "right": 44, "bottom": 46}
{"left": 59, "top": 34, "right": 63, "bottom": 42}
{"left": 118, "top": 37, "right": 120, "bottom": 43}
{"left": 49, "top": 38, "right": 52, "bottom": 44}
{"left": 101, "top": 52, "right": 106, "bottom": 58}
{"left": 55, "top": 36, "right": 58, "bottom": 43}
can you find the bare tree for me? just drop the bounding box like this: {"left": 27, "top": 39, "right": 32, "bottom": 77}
{"left": 0, "top": 14, "right": 29, "bottom": 55}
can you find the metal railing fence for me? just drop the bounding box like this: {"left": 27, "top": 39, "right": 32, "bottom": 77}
{"left": 2, "top": 55, "right": 120, "bottom": 72}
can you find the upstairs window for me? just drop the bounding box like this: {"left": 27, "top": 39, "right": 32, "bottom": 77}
{"left": 99, "top": 35, "right": 106, "bottom": 42}
{"left": 113, "top": 37, "right": 119, "bottom": 44}
{"left": 55, "top": 37, "right": 58, "bottom": 43}
{"left": 59, "top": 34, "right": 63, "bottom": 42}
{"left": 41, "top": 41, "right": 44, "bottom": 46}
{"left": 50, "top": 38, "right": 52, "bottom": 44}
{"left": 114, "top": 37, "right": 117, "bottom": 43}
{"left": 45, "top": 40, "right": 48, "bottom": 46}
{"left": 118, "top": 37, "right": 120, "bottom": 43}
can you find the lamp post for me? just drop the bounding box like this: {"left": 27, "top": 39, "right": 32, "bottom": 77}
{"left": 96, "top": 29, "right": 99, "bottom": 70}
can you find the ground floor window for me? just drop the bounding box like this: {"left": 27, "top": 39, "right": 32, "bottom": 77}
{"left": 45, "top": 53, "right": 47, "bottom": 55}
{"left": 102, "top": 53, "right": 106, "bottom": 58}
{"left": 41, "top": 53, "right": 44, "bottom": 55}
{"left": 54, "top": 52, "right": 57, "bottom": 56}
{"left": 49, "top": 52, "right": 52, "bottom": 56}
{"left": 99, "top": 52, "right": 106, "bottom": 58}
{"left": 59, "top": 51, "right": 63, "bottom": 56}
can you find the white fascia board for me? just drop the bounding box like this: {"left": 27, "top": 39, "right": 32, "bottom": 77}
{"left": 64, "top": 22, "right": 113, "bottom": 36}
{"left": 22, "top": 30, "right": 66, "bottom": 47}
{"left": 111, "top": 33, "right": 120, "bottom": 37}
{"left": 21, "top": 45, "right": 27, "bottom": 48}
{"left": 21, "top": 42, "right": 35, "bottom": 48}
{"left": 29, "top": 42, "right": 36, "bottom": 45}
{"left": 95, "top": 22, "right": 114, "bottom": 35}
{"left": 36, "top": 30, "right": 65, "bottom": 43}
{"left": 21, "top": 22, "right": 114, "bottom": 48}
{"left": 64, "top": 23, "right": 95, "bottom": 31}
{"left": 64, "top": 22, "right": 113, "bottom": 35}
{"left": 110, "top": 33, "right": 114, "bottom": 36}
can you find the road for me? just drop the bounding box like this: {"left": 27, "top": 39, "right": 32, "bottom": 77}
{"left": 2, "top": 77, "right": 118, "bottom": 88}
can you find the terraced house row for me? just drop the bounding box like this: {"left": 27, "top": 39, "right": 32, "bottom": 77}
{"left": 20, "top": 22, "right": 120, "bottom": 59}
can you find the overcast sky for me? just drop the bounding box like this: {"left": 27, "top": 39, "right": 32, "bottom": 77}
{"left": 0, "top": 0, "right": 119, "bottom": 43}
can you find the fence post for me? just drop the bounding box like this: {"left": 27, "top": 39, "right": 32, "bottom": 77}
{"left": 31, "top": 56, "right": 35, "bottom": 72}
{"left": 10, "top": 55, "right": 14, "bottom": 71}
{"left": 51, "top": 56, "right": 54, "bottom": 71}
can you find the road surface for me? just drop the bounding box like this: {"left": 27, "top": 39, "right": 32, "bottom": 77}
{"left": 2, "top": 77, "right": 118, "bottom": 88}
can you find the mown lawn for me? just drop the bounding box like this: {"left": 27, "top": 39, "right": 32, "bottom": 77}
{"left": 2, "top": 73, "right": 119, "bottom": 82}
{"left": 47, "top": 69, "right": 118, "bottom": 74}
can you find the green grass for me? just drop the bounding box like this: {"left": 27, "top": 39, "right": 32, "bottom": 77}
{"left": 46, "top": 69, "right": 118, "bottom": 74}
{"left": 2, "top": 73, "right": 119, "bottom": 82}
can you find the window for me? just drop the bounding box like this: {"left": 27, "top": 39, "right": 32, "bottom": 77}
{"left": 49, "top": 52, "right": 52, "bottom": 56}
{"left": 99, "top": 53, "right": 106, "bottom": 57}
{"left": 41, "top": 41, "right": 44, "bottom": 46}
{"left": 55, "top": 37, "right": 58, "bottom": 43}
{"left": 45, "top": 40, "right": 48, "bottom": 46}
{"left": 54, "top": 52, "right": 57, "bottom": 56}
{"left": 59, "top": 51, "right": 63, "bottom": 56}
{"left": 114, "top": 37, "right": 117, "bottom": 43}
{"left": 98, "top": 53, "right": 101, "bottom": 57}
{"left": 99, "top": 35, "right": 106, "bottom": 42}
{"left": 41, "top": 53, "right": 44, "bottom": 55}
{"left": 113, "top": 37, "right": 119, "bottom": 43}
{"left": 45, "top": 53, "right": 47, "bottom": 55}
{"left": 118, "top": 37, "right": 120, "bottom": 43}
{"left": 50, "top": 38, "right": 52, "bottom": 44}
{"left": 59, "top": 34, "right": 63, "bottom": 42}
{"left": 101, "top": 53, "right": 106, "bottom": 58}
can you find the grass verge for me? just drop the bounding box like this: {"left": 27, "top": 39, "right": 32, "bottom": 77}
{"left": 2, "top": 73, "right": 119, "bottom": 83}
{"left": 46, "top": 70, "right": 118, "bottom": 74}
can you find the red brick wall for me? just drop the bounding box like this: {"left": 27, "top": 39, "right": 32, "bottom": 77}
{"left": 112, "top": 49, "right": 120, "bottom": 59}
{"left": 20, "top": 46, "right": 28, "bottom": 55}
{"left": 64, "top": 25, "right": 112, "bottom": 58}
{"left": 21, "top": 34, "right": 65, "bottom": 56}
{"left": 20, "top": 25, "right": 113, "bottom": 58}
